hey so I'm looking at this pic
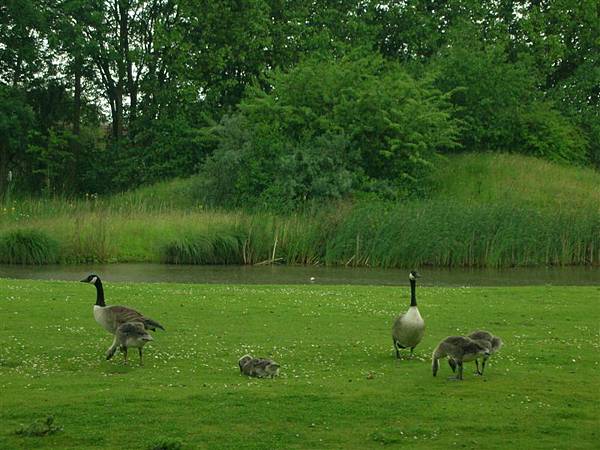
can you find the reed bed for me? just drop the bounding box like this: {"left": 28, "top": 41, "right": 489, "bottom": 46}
{"left": 0, "top": 199, "right": 597, "bottom": 267}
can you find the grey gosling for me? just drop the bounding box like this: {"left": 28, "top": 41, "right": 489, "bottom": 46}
{"left": 392, "top": 271, "right": 425, "bottom": 358}
{"left": 448, "top": 330, "right": 503, "bottom": 375}
{"left": 81, "top": 274, "right": 164, "bottom": 358}
{"left": 432, "top": 336, "right": 491, "bottom": 380}
{"left": 238, "top": 355, "right": 280, "bottom": 378}
{"left": 106, "top": 321, "right": 153, "bottom": 365}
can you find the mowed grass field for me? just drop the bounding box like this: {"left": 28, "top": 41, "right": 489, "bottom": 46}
{"left": 0, "top": 278, "right": 598, "bottom": 449}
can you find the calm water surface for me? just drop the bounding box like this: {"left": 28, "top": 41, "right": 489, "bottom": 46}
{"left": 0, "top": 263, "right": 598, "bottom": 286}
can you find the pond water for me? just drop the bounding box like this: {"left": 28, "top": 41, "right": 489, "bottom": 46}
{"left": 0, "top": 263, "right": 598, "bottom": 286}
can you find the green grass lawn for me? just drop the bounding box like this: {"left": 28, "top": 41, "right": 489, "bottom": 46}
{"left": 0, "top": 279, "right": 598, "bottom": 449}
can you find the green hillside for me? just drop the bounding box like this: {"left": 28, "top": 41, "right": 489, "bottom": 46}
{"left": 1, "top": 154, "right": 598, "bottom": 267}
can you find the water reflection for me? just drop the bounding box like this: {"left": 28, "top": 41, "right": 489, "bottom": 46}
{"left": 0, "top": 263, "right": 598, "bottom": 286}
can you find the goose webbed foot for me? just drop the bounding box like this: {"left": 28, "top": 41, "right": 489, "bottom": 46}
{"left": 447, "top": 375, "right": 462, "bottom": 381}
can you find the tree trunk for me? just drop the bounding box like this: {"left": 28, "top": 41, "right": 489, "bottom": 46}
{"left": 73, "top": 61, "right": 82, "bottom": 135}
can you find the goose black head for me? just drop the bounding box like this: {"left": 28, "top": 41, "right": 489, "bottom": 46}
{"left": 80, "top": 274, "right": 100, "bottom": 285}
{"left": 409, "top": 271, "right": 421, "bottom": 281}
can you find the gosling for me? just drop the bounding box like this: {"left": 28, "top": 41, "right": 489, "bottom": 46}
{"left": 238, "top": 355, "right": 280, "bottom": 378}
{"left": 432, "top": 336, "right": 491, "bottom": 380}
{"left": 106, "top": 321, "right": 153, "bottom": 365}
{"left": 467, "top": 330, "right": 503, "bottom": 375}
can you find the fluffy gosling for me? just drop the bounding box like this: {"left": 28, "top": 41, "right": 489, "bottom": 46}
{"left": 432, "top": 336, "right": 491, "bottom": 380}
{"left": 238, "top": 355, "right": 280, "bottom": 378}
{"left": 106, "top": 321, "right": 153, "bottom": 365}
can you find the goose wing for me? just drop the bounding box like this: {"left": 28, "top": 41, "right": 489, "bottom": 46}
{"left": 392, "top": 313, "right": 405, "bottom": 328}
{"left": 468, "top": 330, "right": 493, "bottom": 341}
{"left": 253, "top": 358, "right": 277, "bottom": 369}
{"left": 107, "top": 305, "right": 144, "bottom": 325}
{"left": 106, "top": 306, "right": 164, "bottom": 331}
{"left": 117, "top": 321, "right": 147, "bottom": 336}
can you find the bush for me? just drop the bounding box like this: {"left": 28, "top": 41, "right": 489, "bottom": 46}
{"left": 199, "top": 53, "right": 460, "bottom": 209}
{"left": 0, "top": 229, "right": 59, "bottom": 264}
{"left": 519, "top": 102, "right": 588, "bottom": 164}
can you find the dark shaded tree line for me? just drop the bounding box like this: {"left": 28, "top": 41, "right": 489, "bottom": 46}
{"left": 1, "top": 0, "right": 598, "bottom": 204}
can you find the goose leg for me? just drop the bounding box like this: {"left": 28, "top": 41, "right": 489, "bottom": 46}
{"left": 410, "top": 347, "right": 415, "bottom": 358}
{"left": 138, "top": 348, "right": 143, "bottom": 366}
{"left": 449, "top": 361, "right": 463, "bottom": 380}
{"left": 480, "top": 356, "right": 488, "bottom": 376}
{"left": 105, "top": 336, "right": 118, "bottom": 360}
{"left": 393, "top": 339, "right": 400, "bottom": 359}
{"left": 122, "top": 347, "right": 128, "bottom": 364}
{"left": 448, "top": 358, "right": 457, "bottom": 373}
{"left": 474, "top": 359, "right": 482, "bottom": 375}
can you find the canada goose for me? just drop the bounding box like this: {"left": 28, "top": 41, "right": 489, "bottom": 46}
{"left": 106, "top": 321, "right": 153, "bottom": 365}
{"left": 238, "top": 355, "right": 280, "bottom": 378}
{"left": 80, "top": 274, "right": 165, "bottom": 334}
{"left": 448, "top": 330, "right": 503, "bottom": 375}
{"left": 392, "top": 271, "right": 425, "bottom": 358}
{"left": 432, "top": 336, "right": 491, "bottom": 380}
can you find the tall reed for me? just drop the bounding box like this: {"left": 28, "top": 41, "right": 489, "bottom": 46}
{"left": 0, "top": 229, "right": 59, "bottom": 264}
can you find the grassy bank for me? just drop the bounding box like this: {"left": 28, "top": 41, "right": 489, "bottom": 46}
{"left": 1, "top": 154, "right": 598, "bottom": 267}
{"left": 0, "top": 279, "right": 598, "bottom": 449}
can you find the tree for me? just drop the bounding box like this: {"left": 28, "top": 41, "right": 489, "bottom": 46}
{"left": 200, "top": 54, "right": 460, "bottom": 209}
{"left": 0, "top": 86, "right": 35, "bottom": 196}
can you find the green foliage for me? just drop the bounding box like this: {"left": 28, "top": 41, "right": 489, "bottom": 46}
{"left": 201, "top": 54, "right": 460, "bottom": 209}
{"left": 519, "top": 102, "right": 588, "bottom": 164}
{"left": 161, "top": 230, "right": 246, "bottom": 265}
{"left": 0, "top": 86, "right": 35, "bottom": 197}
{"left": 1, "top": 153, "right": 598, "bottom": 268}
{"left": 433, "top": 27, "right": 590, "bottom": 165}
{"left": 325, "top": 199, "right": 599, "bottom": 268}
{"left": 0, "top": 229, "right": 59, "bottom": 264}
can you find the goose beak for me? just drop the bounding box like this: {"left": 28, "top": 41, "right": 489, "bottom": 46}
{"left": 80, "top": 278, "right": 88, "bottom": 283}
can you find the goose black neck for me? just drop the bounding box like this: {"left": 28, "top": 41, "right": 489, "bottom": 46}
{"left": 94, "top": 282, "right": 105, "bottom": 307}
{"left": 410, "top": 279, "right": 417, "bottom": 307}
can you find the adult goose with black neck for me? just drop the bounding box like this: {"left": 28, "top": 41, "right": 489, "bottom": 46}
{"left": 80, "top": 274, "right": 165, "bottom": 334}
{"left": 391, "top": 271, "right": 425, "bottom": 358}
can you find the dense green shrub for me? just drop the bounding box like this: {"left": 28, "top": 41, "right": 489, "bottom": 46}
{"left": 433, "top": 28, "right": 589, "bottom": 165}
{"left": 0, "top": 229, "right": 59, "bottom": 264}
{"left": 199, "top": 54, "right": 460, "bottom": 209}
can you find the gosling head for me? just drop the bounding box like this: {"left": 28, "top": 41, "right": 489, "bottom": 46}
{"left": 476, "top": 340, "right": 492, "bottom": 358}
{"left": 238, "top": 354, "right": 253, "bottom": 372}
{"left": 80, "top": 274, "right": 100, "bottom": 285}
{"left": 409, "top": 271, "right": 420, "bottom": 281}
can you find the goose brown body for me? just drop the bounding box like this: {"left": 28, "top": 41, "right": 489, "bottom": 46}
{"left": 81, "top": 274, "right": 164, "bottom": 334}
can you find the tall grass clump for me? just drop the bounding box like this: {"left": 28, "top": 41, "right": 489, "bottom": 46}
{"left": 325, "top": 200, "right": 600, "bottom": 268}
{"left": 0, "top": 229, "right": 59, "bottom": 264}
{"left": 161, "top": 228, "right": 246, "bottom": 264}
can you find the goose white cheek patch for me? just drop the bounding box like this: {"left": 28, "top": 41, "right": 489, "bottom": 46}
{"left": 90, "top": 276, "right": 98, "bottom": 284}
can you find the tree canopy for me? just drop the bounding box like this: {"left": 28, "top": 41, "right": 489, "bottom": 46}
{"left": 0, "top": 0, "right": 597, "bottom": 202}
